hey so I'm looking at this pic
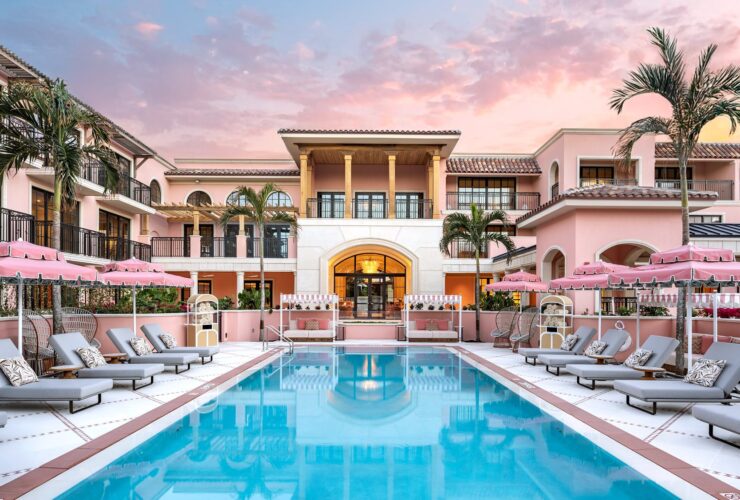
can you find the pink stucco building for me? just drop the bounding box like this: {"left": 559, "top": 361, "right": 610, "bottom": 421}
{"left": 2, "top": 45, "right": 740, "bottom": 329}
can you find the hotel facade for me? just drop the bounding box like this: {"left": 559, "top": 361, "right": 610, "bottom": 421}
{"left": 2, "top": 45, "right": 740, "bottom": 322}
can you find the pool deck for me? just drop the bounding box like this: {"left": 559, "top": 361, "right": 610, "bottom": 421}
{"left": 0, "top": 340, "right": 738, "bottom": 498}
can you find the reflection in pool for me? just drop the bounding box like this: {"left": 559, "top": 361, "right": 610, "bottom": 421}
{"left": 58, "top": 347, "right": 676, "bottom": 499}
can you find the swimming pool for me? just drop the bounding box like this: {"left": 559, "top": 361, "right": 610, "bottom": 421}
{"left": 56, "top": 347, "right": 678, "bottom": 499}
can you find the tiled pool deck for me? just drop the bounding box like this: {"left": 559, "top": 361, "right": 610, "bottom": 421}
{"left": 0, "top": 341, "right": 738, "bottom": 498}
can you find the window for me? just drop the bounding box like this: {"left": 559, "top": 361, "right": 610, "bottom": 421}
{"left": 263, "top": 224, "right": 289, "bottom": 258}
{"left": 150, "top": 180, "right": 161, "bottom": 204}
{"left": 354, "top": 192, "right": 386, "bottom": 218}
{"left": 187, "top": 191, "right": 212, "bottom": 206}
{"left": 99, "top": 210, "right": 130, "bottom": 238}
{"left": 487, "top": 224, "right": 516, "bottom": 236}
{"left": 266, "top": 191, "right": 291, "bottom": 207}
{"left": 32, "top": 187, "right": 78, "bottom": 225}
{"left": 580, "top": 166, "right": 614, "bottom": 185}
{"left": 457, "top": 177, "right": 516, "bottom": 210}
{"left": 395, "top": 192, "right": 424, "bottom": 219}
{"left": 244, "top": 280, "right": 273, "bottom": 307}
{"left": 317, "top": 192, "right": 344, "bottom": 218}
{"left": 115, "top": 153, "right": 132, "bottom": 176}
{"left": 656, "top": 166, "right": 693, "bottom": 180}
{"left": 182, "top": 281, "right": 212, "bottom": 301}
{"left": 689, "top": 215, "right": 723, "bottom": 224}
{"left": 226, "top": 190, "right": 247, "bottom": 206}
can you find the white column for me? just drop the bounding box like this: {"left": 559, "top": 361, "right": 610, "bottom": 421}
{"left": 236, "top": 271, "right": 245, "bottom": 298}
{"left": 190, "top": 271, "right": 198, "bottom": 296}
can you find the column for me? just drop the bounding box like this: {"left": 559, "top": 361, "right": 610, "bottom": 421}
{"left": 140, "top": 214, "right": 149, "bottom": 236}
{"left": 189, "top": 211, "right": 201, "bottom": 258}
{"left": 432, "top": 152, "right": 441, "bottom": 218}
{"left": 427, "top": 160, "right": 434, "bottom": 214}
{"left": 299, "top": 151, "right": 309, "bottom": 217}
{"left": 236, "top": 214, "right": 247, "bottom": 257}
{"left": 190, "top": 271, "right": 198, "bottom": 296}
{"left": 236, "top": 271, "right": 244, "bottom": 298}
{"left": 307, "top": 158, "right": 313, "bottom": 209}
{"left": 343, "top": 152, "right": 353, "bottom": 218}
{"left": 386, "top": 152, "right": 397, "bottom": 218}
{"left": 192, "top": 210, "right": 200, "bottom": 235}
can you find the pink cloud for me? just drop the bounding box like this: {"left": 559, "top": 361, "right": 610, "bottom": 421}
{"left": 134, "top": 22, "right": 164, "bottom": 38}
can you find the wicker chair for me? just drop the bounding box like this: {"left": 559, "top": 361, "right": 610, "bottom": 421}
{"left": 21, "top": 310, "right": 55, "bottom": 375}
{"left": 490, "top": 306, "right": 519, "bottom": 347}
{"left": 60, "top": 307, "right": 100, "bottom": 348}
{"left": 509, "top": 307, "right": 540, "bottom": 351}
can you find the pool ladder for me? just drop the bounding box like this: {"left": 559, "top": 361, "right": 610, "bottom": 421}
{"left": 264, "top": 325, "right": 294, "bottom": 354}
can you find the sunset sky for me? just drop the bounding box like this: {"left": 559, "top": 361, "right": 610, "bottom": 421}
{"left": 1, "top": 0, "right": 738, "bottom": 160}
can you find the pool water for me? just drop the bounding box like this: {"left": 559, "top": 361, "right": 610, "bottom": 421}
{"left": 58, "top": 347, "right": 677, "bottom": 499}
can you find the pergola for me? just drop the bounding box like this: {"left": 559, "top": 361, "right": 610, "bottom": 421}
{"left": 151, "top": 202, "right": 297, "bottom": 233}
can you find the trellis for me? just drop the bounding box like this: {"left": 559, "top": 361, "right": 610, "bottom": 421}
{"left": 279, "top": 293, "right": 339, "bottom": 339}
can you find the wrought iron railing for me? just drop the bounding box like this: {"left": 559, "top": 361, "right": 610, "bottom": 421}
{"left": 550, "top": 182, "right": 559, "bottom": 199}
{"left": 579, "top": 178, "right": 638, "bottom": 188}
{"left": 82, "top": 160, "right": 152, "bottom": 206}
{"left": 352, "top": 199, "right": 389, "bottom": 219}
{"left": 0, "top": 208, "right": 34, "bottom": 242}
{"left": 151, "top": 237, "right": 187, "bottom": 257}
{"left": 447, "top": 239, "right": 488, "bottom": 259}
{"left": 654, "top": 179, "right": 734, "bottom": 200}
{"left": 200, "top": 237, "right": 237, "bottom": 258}
{"left": 33, "top": 220, "right": 151, "bottom": 261}
{"left": 306, "top": 198, "right": 345, "bottom": 218}
{"left": 395, "top": 199, "right": 433, "bottom": 219}
{"left": 601, "top": 296, "right": 637, "bottom": 315}
{"left": 445, "top": 192, "right": 540, "bottom": 211}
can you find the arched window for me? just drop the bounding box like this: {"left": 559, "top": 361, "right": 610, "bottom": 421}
{"left": 266, "top": 191, "right": 292, "bottom": 207}
{"left": 150, "top": 180, "right": 162, "bottom": 204}
{"left": 226, "top": 190, "right": 248, "bottom": 206}
{"left": 186, "top": 191, "right": 211, "bottom": 206}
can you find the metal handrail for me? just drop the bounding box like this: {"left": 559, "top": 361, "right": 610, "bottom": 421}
{"left": 265, "top": 324, "right": 294, "bottom": 354}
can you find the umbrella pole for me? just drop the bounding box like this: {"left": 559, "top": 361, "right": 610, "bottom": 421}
{"left": 712, "top": 292, "right": 718, "bottom": 342}
{"left": 17, "top": 279, "right": 23, "bottom": 353}
{"left": 687, "top": 289, "right": 693, "bottom": 369}
{"left": 132, "top": 285, "right": 137, "bottom": 334}
{"left": 596, "top": 289, "right": 602, "bottom": 340}
{"left": 636, "top": 292, "right": 641, "bottom": 349}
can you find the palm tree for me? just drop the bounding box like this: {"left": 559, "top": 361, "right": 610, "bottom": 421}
{"left": 439, "top": 204, "right": 515, "bottom": 342}
{"left": 0, "top": 79, "right": 119, "bottom": 333}
{"left": 220, "top": 183, "right": 298, "bottom": 341}
{"left": 610, "top": 27, "right": 740, "bottom": 372}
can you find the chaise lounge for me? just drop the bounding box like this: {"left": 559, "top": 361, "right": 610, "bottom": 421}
{"left": 518, "top": 326, "right": 596, "bottom": 366}
{"left": 692, "top": 404, "right": 740, "bottom": 449}
{"left": 566, "top": 336, "right": 679, "bottom": 389}
{"left": 614, "top": 342, "right": 740, "bottom": 415}
{"left": 107, "top": 329, "right": 199, "bottom": 374}
{"left": 0, "top": 412, "right": 6, "bottom": 428}
{"left": 141, "top": 324, "right": 219, "bottom": 364}
{"left": 537, "top": 329, "right": 630, "bottom": 376}
{"left": 50, "top": 332, "right": 165, "bottom": 390}
{"left": 283, "top": 318, "right": 335, "bottom": 341}
{"left": 0, "top": 339, "right": 112, "bottom": 413}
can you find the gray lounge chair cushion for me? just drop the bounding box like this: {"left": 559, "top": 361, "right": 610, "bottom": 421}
{"left": 107, "top": 329, "right": 198, "bottom": 366}
{"left": 106, "top": 328, "right": 141, "bottom": 358}
{"left": 518, "top": 348, "right": 564, "bottom": 358}
{"left": 519, "top": 326, "right": 596, "bottom": 360}
{"left": 141, "top": 324, "right": 219, "bottom": 357}
{"left": 0, "top": 378, "right": 112, "bottom": 401}
{"left": 541, "top": 329, "right": 629, "bottom": 367}
{"left": 539, "top": 353, "right": 596, "bottom": 367}
{"left": 639, "top": 336, "right": 680, "bottom": 368}
{"left": 692, "top": 404, "right": 740, "bottom": 434}
{"left": 566, "top": 364, "right": 644, "bottom": 380}
{"left": 49, "top": 332, "right": 99, "bottom": 366}
{"left": 614, "top": 379, "right": 726, "bottom": 401}
{"left": 77, "top": 363, "right": 164, "bottom": 380}
{"left": 699, "top": 342, "right": 740, "bottom": 395}
{"left": 0, "top": 412, "right": 6, "bottom": 428}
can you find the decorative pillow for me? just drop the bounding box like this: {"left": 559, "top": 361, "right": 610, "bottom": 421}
{"left": 730, "top": 337, "right": 740, "bottom": 344}
{"left": 76, "top": 347, "right": 107, "bottom": 368}
{"left": 415, "top": 320, "right": 427, "bottom": 330}
{"left": 684, "top": 358, "right": 726, "bottom": 387}
{"left": 159, "top": 334, "right": 177, "bottom": 349}
{"left": 129, "top": 337, "right": 152, "bottom": 356}
{"left": 560, "top": 334, "right": 578, "bottom": 351}
{"left": 624, "top": 349, "right": 653, "bottom": 368}
{"left": 304, "top": 319, "right": 320, "bottom": 331}
{"left": 584, "top": 341, "right": 607, "bottom": 357}
{"left": 426, "top": 321, "right": 438, "bottom": 331}
{"left": 289, "top": 319, "right": 298, "bottom": 330}
{"left": 0, "top": 357, "right": 38, "bottom": 387}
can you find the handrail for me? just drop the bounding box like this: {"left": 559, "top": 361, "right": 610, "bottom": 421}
{"left": 265, "top": 324, "right": 294, "bottom": 354}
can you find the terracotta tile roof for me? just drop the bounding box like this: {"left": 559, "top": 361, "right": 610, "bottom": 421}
{"left": 517, "top": 184, "right": 719, "bottom": 224}
{"left": 277, "top": 128, "right": 460, "bottom": 135}
{"left": 655, "top": 142, "right": 740, "bottom": 159}
{"left": 166, "top": 168, "right": 299, "bottom": 177}
{"left": 447, "top": 155, "right": 541, "bottom": 174}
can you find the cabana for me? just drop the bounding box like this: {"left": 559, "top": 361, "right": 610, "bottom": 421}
{"left": 404, "top": 294, "right": 462, "bottom": 342}
{"left": 280, "top": 294, "right": 339, "bottom": 341}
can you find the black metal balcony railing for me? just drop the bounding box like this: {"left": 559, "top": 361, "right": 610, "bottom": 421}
{"left": 601, "top": 297, "right": 637, "bottom": 315}
{"left": 655, "top": 179, "right": 734, "bottom": 200}
{"left": 32, "top": 220, "right": 151, "bottom": 261}
{"left": 200, "top": 237, "right": 237, "bottom": 258}
{"left": 0, "top": 208, "right": 35, "bottom": 242}
{"left": 306, "top": 198, "right": 345, "bottom": 218}
{"left": 446, "top": 192, "right": 540, "bottom": 211}
{"left": 448, "top": 240, "right": 488, "bottom": 259}
{"left": 82, "top": 161, "right": 152, "bottom": 206}
{"left": 395, "top": 199, "right": 433, "bottom": 219}
{"left": 551, "top": 182, "right": 559, "bottom": 200}
{"left": 152, "top": 237, "right": 187, "bottom": 257}
{"left": 579, "top": 178, "right": 638, "bottom": 188}
{"left": 261, "top": 237, "right": 289, "bottom": 259}
{"left": 352, "top": 199, "right": 389, "bottom": 219}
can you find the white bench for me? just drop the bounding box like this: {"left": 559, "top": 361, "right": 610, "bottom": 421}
{"left": 284, "top": 329, "right": 334, "bottom": 341}
{"left": 406, "top": 329, "right": 459, "bottom": 342}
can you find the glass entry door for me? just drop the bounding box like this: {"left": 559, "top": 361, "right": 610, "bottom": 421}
{"left": 354, "top": 276, "right": 387, "bottom": 319}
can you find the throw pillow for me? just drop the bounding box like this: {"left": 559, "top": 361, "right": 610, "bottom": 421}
{"left": 624, "top": 348, "right": 653, "bottom": 368}
{"left": 304, "top": 319, "right": 320, "bottom": 331}
{"left": 0, "top": 357, "right": 38, "bottom": 387}
{"left": 730, "top": 337, "right": 740, "bottom": 344}
{"left": 415, "top": 320, "right": 427, "bottom": 330}
{"left": 560, "top": 334, "right": 578, "bottom": 351}
{"left": 289, "top": 319, "right": 298, "bottom": 330}
{"left": 159, "top": 333, "right": 177, "bottom": 349}
{"left": 684, "top": 358, "right": 726, "bottom": 387}
{"left": 584, "top": 341, "right": 607, "bottom": 357}
{"left": 129, "top": 337, "right": 152, "bottom": 356}
{"left": 426, "top": 321, "right": 438, "bottom": 331}
{"left": 76, "top": 347, "right": 107, "bottom": 368}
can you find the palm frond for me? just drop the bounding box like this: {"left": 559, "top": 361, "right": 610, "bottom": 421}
{"left": 613, "top": 116, "right": 672, "bottom": 167}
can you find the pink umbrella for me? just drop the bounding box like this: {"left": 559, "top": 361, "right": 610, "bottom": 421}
{"left": 99, "top": 258, "right": 193, "bottom": 333}
{"left": 485, "top": 271, "right": 549, "bottom": 311}
{"left": 0, "top": 240, "right": 99, "bottom": 351}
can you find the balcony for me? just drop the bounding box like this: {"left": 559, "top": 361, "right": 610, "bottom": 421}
{"left": 34, "top": 221, "right": 151, "bottom": 261}
{"left": 151, "top": 236, "right": 290, "bottom": 259}
{"left": 445, "top": 192, "right": 540, "bottom": 211}
{"left": 306, "top": 198, "right": 433, "bottom": 219}
{"left": 152, "top": 237, "right": 187, "bottom": 257}
{"left": 306, "top": 198, "right": 344, "bottom": 219}
{"left": 0, "top": 208, "right": 34, "bottom": 242}
{"left": 352, "top": 199, "right": 389, "bottom": 219}
{"left": 447, "top": 240, "right": 488, "bottom": 259}
{"left": 655, "top": 179, "right": 734, "bottom": 200}
{"left": 81, "top": 160, "right": 154, "bottom": 214}
{"left": 579, "top": 178, "right": 638, "bottom": 188}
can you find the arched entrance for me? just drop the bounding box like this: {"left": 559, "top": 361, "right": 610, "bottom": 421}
{"left": 549, "top": 161, "right": 560, "bottom": 200}
{"left": 333, "top": 252, "right": 407, "bottom": 319}
{"left": 596, "top": 241, "right": 657, "bottom": 314}
{"left": 542, "top": 246, "right": 566, "bottom": 282}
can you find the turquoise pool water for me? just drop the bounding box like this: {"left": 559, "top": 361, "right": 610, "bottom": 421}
{"left": 58, "top": 347, "right": 677, "bottom": 499}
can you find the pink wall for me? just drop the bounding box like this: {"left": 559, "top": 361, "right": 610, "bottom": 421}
{"left": 312, "top": 162, "right": 428, "bottom": 198}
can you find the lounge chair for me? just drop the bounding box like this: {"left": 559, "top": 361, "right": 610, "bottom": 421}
{"left": 538, "top": 329, "right": 630, "bottom": 376}
{"left": 141, "top": 324, "right": 219, "bottom": 364}
{"left": 490, "top": 307, "right": 518, "bottom": 347}
{"left": 0, "top": 339, "right": 112, "bottom": 413}
{"left": 692, "top": 404, "right": 740, "bottom": 449}
{"left": 50, "top": 332, "right": 165, "bottom": 390}
{"left": 0, "top": 412, "right": 6, "bottom": 428}
{"left": 614, "top": 342, "right": 740, "bottom": 415}
{"left": 566, "top": 336, "right": 679, "bottom": 389}
{"left": 518, "top": 326, "right": 597, "bottom": 366}
{"left": 106, "top": 328, "right": 199, "bottom": 374}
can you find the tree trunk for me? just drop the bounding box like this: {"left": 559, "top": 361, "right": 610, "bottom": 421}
{"left": 474, "top": 249, "right": 481, "bottom": 342}
{"left": 258, "top": 222, "right": 265, "bottom": 342}
{"left": 51, "top": 174, "right": 63, "bottom": 334}
{"left": 674, "top": 148, "right": 691, "bottom": 373}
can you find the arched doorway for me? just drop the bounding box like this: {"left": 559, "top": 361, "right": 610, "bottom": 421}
{"left": 549, "top": 161, "right": 560, "bottom": 200}
{"left": 333, "top": 253, "right": 407, "bottom": 319}
{"left": 542, "top": 247, "right": 566, "bottom": 282}
{"left": 596, "top": 241, "right": 656, "bottom": 314}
